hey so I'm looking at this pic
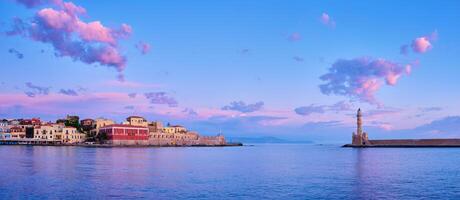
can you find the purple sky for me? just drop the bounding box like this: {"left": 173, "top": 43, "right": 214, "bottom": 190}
{"left": 1, "top": 0, "right": 460, "bottom": 142}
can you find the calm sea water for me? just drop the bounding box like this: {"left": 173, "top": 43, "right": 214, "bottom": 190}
{"left": 1, "top": 144, "right": 460, "bottom": 199}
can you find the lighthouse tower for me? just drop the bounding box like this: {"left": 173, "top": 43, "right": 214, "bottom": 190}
{"left": 352, "top": 108, "right": 368, "bottom": 146}
{"left": 357, "top": 108, "right": 363, "bottom": 136}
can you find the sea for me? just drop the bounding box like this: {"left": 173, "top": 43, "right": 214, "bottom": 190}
{"left": 1, "top": 144, "right": 460, "bottom": 199}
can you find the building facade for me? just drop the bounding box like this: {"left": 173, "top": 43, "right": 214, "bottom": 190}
{"left": 9, "top": 126, "right": 25, "bottom": 139}
{"left": 99, "top": 124, "right": 149, "bottom": 145}
{"left": 125, "top": 116, "right": 148, "bottom": 127}
{"left": 80, "top": 118, "right": 95, "bottom": 133}
{"left": 148, "top": 121, "right": 163, "bottom": 133}
{"left": 34, "top": 124, "right": 64, "bottom": 142}
{"left": 33, "top": 124, "right": 85, "bottom": 144}
{"left": 91, "top": 118, "right": 115, "bottom": 135}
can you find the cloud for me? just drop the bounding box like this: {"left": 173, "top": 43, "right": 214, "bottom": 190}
{"left": 24, "top": 92, "right": 36, "bottom": 97}
{"left": 241, "top": 49, "right": 250, "bottom": 54}
{"left": 0, "top": 92, "right": 143, "bottom": 120}
{"left": 295, "top": 101, "right": 352, "bottom": 116}
{"left": 182, "top": 108, "right": 198, "bottom": 116}
{"left": 400, "top": 45, "right": 409, "bottom": 56}
{"left": 293, "top": 56, "right": 304, "bottom": 62}
{"left": 420, "top": 106, "right": 442, "bottom": 112}
{"left": 400, "top": 31, "right": 438, "bottom": 54}
{"left": 363, "top": 107, "right": 402, "bottom": 118}
{"left": 7, "top": 0, "right": 132, "bottom": 75}
{"left": 135, "top": 41, "right": 151, "bottom": 55}
{"left": 25, "top": 82, "right": 50, "bottom": 97}
{"left": 128, "top": 93, "right": 137, "bottom": 98}
{"left": 369, "top": 121, "right": 394, "bottom": 131}
{"left": 414, "top": 106, "right": 443, "bottom": 118}
{"left": 222, "top": 101, "right": 264, "bottom": 113}
{"left": 412, "top": 37, "right": 432, "bottom": 53}
{"left": 14, "top": 0, "right": 51, "bottom": 8}
{"left": 413, "top": 116, "right": 460, "bottom": 135}
{"left": 8, "top": 48, "right": 24, "bottom": 59}
{"left": 144, "top": 92, "right": 178, "bottom": 107}
{"left": 320, "top": 12, "right": 336, "bottom": 28}
{"left": 328, "top": 101, "right": 353, "bottom": 112}
{"left": 58, "top": 88, "right": 78, "bottom": 96}
{"left": 319, "top": 57, "right": 412, "bottom": 105}
{"left": 124, "top": 105, "right": 134, "bottom": 110}
{"left": 294, "top": 105, "right": 326, "bottom": 116}
{"left": 287, "top": 32, "right": 301, "bottom": 42}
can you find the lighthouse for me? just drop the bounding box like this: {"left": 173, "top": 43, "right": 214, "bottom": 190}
{"left": 357, "top": 108, "right": 362, "bottom": 136}
{"left": 352, "top": 108, "right": 368, "bottom": 146}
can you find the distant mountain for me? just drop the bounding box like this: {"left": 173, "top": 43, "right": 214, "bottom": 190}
{"left": 227, "top": 136, "right": 313, "bottom": 144}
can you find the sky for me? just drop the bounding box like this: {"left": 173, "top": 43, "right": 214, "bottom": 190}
{"left": 1, "top": 0, "right": 460, "bottom": 142}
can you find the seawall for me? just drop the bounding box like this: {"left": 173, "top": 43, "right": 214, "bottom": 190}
{"left": 344, "top": 139, "right": 460, "bottom": 148}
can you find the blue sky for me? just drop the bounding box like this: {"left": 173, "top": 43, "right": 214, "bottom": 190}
{"left": 1, "top": 0, "right": 460, "bottom": 142}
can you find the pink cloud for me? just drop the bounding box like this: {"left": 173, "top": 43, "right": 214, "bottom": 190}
{"left": 405, "top": 64, "right": 412, "bottom": 75}
{"left": 411, "top": 37, "right": 432, "bottom": 53}
{"left": 0, "top": 92, "right": 143, "bottom": 117}
{"left": 320, "top": 57, "right": 412, "bottom": 105}
{"left": 408, "top": 30, "right": 438, "bottom": 54}
{"left": 320, "top": 12, "right": 336, "bottom": 28}
{"left": 287, "top": 32, "right": 301, "bottom": 42}
{"left": 8, "top": 0, "right": 131, "bottom": 74}
{"left": 76, "top": 21, "right": 117, "bottom": 44}
{"left": 378, "top": 123, "right": 393, "bottom": 131}
{"left": 136, "top": 41, "right": 151, "bottom": 55}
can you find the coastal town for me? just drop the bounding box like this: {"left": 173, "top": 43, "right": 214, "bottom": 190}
{"left": 0, "top": 115, "right": 237, "bottom": 147}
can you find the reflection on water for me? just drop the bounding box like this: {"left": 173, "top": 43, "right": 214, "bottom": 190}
{"left": 1, "top": 145, "right": 460, "bottom": 199}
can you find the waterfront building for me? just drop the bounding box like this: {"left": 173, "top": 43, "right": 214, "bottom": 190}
{"left": 1, "top": 116, "right": 229, "bottom": 146}
{"left": 99, "top": 124, "right": 149, "bottom": 145}
{"left": 9, "top": 126, "right": 25, "bottom": 139}
{"left": 0, "top": 119, "right": 8, "bottom": 133}
{"left": 62, "top": 127, "right": 85, "bottom": 143}
{"left": 125, "top": 116, "right": 148, "bottom": 127}
{"left": 20, "top": 118, "right": 41, "bottom": 126}
{"left": 8, "top": 119, "right": 20, "bottom": 126}
{"left": 148, "top": 121, "right": 226, "bottom": 146}
{"left": 91, "top": 118, "right": 115, "bottom": 135}
{"left": 33, "top": 124, "right": 64, "bottom": 142}
{"left": 162, "top": 126, "right": 176, "bottom": 134}
{"left": 32, "top": 123, "right": 84, "bottom": 144}
{"left": 169, "top": 125, "right": 187, "bottom": 133}
{"left": 148, "top": 121, "right": 163, "bottom": 133}
{"left": 80, "top": 118, "right": 95, "bottom": 133}
{"left": 0, "top": 132, "right": 11, "bottom": 140}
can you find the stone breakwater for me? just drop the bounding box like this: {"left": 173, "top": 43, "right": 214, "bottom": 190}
{"left": 344, "top": 139, "right": 460, "bottom": 148}
{"left": 345, "top": 109, "right": 460, "bottom": 148}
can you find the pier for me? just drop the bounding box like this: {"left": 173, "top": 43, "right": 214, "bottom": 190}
{"left": 343, "top": 109, "right": 460, "bottom": 148}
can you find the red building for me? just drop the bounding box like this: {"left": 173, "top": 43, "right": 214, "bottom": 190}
{"left": 99, "top": 124, "right": 149, "bottom": 141}
{"left": 20, "top": 118, "right": 41, "bottom": 126}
